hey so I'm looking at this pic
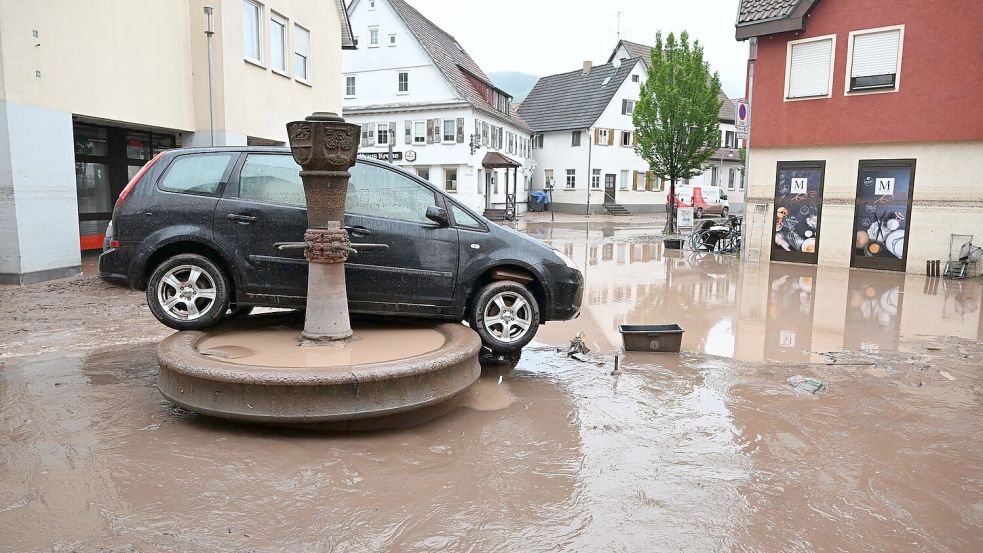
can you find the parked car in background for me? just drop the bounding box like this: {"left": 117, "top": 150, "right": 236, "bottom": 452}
{"left": 99, "top": 148, "right": 583, "bottom": 353}
{"left": 671, "top": 185, "right": 730, "bottom": 218}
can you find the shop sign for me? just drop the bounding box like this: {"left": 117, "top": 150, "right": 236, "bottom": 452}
{"left": 851, "top": 160, "right": 916, "bottom": 271}
{"left": 772, "top": 161, "right": 825, "bottom": 264}
{"left": 361, "top": 151, "right": 403, "bottom": 161}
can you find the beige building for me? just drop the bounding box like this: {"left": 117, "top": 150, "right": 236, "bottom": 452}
{"left": 0, "top": 0, "right": 354, "bottom": 284}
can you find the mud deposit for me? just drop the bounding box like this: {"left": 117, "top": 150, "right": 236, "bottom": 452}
{"left": 2, "top": 231, "right": 983, "bottom": 552}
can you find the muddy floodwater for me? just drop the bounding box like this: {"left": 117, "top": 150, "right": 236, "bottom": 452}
{"left": 1, "top": 222, "right": 981, "bottom": 552}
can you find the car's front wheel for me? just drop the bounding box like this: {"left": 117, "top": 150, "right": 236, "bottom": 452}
{"left": 469, "top": 281, "right": 540, "bottom": 354}
{"left": 147, "top": 254, "right": 230, "bottom": 331}
{"left": 695, "top": 207, "right": 704, "bottom": 219}
{"left": 722, "top": 207, "right": 729, "bottom": 218}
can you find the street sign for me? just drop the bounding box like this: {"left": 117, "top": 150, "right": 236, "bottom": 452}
{"left": 736, "top": 99, "right": 749, "bottom": 139}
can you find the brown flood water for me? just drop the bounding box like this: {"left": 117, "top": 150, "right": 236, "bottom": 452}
{"left": 1, "top": 224, "right": 981, "bottom": 552}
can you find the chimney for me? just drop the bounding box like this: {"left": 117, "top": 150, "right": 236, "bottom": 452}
{"left": 582, "top": 61, "right": 592, "bottom": 75}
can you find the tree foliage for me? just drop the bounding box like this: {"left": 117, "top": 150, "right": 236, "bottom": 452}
{"left": 633, "top": 31, "right": 722, "bottom": 234}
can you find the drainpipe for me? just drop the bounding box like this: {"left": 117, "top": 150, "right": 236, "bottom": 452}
{"left": 585, "top": 128, "right": 593, "bottom": 215}
{"left": 204, "top": 7, "right": 216, "bottom": 147}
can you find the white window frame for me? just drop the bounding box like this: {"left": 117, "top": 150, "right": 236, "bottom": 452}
{"left": 269, "top": 12, "right": 288, "bottom": 75}
{"left": 598, "top": 128, "right": 609, "bottom": 145}
{"left": 376, "top": 123, "right": 390, "bottom": 146}
{"left": 444, "top": 168, "right": 458, "bottom": 193}
{"left": 293, "top": 24, "right": 310, "bottom": 83}
{"left": 441, "top": 119, "right": 456, "bottom": 143}
{"left": 783, "top": 33, "right": 836, "bottom": 102}
{"left": 621, "top": 131, "right": 632, "bottom": 147}
{"left": 344, "top": 75, "right": 356, "bottom": 98}
{"left": 844, "top": 25, "right": 905, "bottom": 96}
{"left": 412, "top": 120, "right": 427, "bottom": 144}
{"left": 619, "top": 170, "right": 630, "bottom": 191}
{"left": 565, "top": 169, "right": 576, "bottom": 189}
{"left": 591, "top": 168, "right": 602, "bottom": 190}
{"left": 397, "top": 71, "right": 409, "bottom": 94}
{"left": 242, "top": 0, "right": 263, "bottom": 65}
{"left": 368, "top": 0, "right": 376, "bottom": 9}
{"left": 388, "top": 33, "right": 397, "bottom": 47}
{"left": 368, "top": 26, "right": 380, "bottom": 47}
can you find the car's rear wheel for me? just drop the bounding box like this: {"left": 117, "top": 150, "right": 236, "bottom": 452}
{"left": 469, "top": 281, "right": 540, "bottom": 354}
{"left": 695, "top": 207, "right": 704, "bottom": 219}
{"left": 147, "top": 254, "right": 229, "bottom": 331}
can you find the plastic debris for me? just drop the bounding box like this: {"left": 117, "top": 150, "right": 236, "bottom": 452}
{"left": 787, "top": 375, "right": 826, "bottom": 394}
{"left": 939, "top": 370, "right": 956, "bottom": 381}
{"left": 567, "top": 331, "right": 591, "bottom": 360}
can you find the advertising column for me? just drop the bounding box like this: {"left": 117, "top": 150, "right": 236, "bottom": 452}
{"left": 850, "top": 159, "right": 916, "bottom": 271}
{"left": 771, "top": 161, "right": 825, "bottom": 263}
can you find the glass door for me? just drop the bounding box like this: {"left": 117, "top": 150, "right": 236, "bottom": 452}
{"left": 850, "top": 159, "right": 916, "bottom": 271}
{"left": 772, "top": 161, "right": 825, "bottom": 264}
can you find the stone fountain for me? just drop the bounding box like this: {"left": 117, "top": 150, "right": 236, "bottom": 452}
{"left": 156, "top": 112, "right": 481, "bottom": 426}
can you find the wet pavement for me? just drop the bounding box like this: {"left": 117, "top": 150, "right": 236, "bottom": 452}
{"left": 2, "top": 225, "right": 982, "bottom": 552}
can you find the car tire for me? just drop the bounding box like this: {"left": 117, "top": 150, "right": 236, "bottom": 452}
{"left": 722, "top": 207, "right": 729, "bottom": 218}
{"left": 147, "top": 254, "right": 230, "bottom": 331}
{"left": 468, "top": 280, "right": 540, "bottom": 354}
{"left": 695, "top": 207, "right": 704, "bottom": 219}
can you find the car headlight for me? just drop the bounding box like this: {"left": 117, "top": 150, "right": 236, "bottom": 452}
{"left": 552, "top": 248, "right": 579, "bottom": 271}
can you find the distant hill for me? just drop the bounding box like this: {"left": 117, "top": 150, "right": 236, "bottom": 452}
{"left": 488, "top": 71, "right": 539, "bottom": 102}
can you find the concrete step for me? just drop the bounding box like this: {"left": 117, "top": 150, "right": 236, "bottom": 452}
{"left": 604, "top": 204, "right": 632, "bottom": 216}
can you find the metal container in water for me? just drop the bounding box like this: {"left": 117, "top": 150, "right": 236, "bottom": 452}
{"left": 619, "top": 324, "right": 684, "bottom": 352}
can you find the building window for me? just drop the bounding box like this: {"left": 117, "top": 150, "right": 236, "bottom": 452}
{"left": 724, "top": 130, "right": 736, "bottom": 148}
{"left": 621, "top": 131, "right": 632, "bottom": 147}
{"left": 413, "top": 121, "right": 426, "bottom": 144}
{"left": 270, "top": 13, "right": 287, "bottom": 73}
{"left": 565, "top": 169, "right": 576, "bottom": 189}
{"left": 785, "top": 34, "right": 835, "bottom": 100}
{"left": 397, "top": 71, "right": 408, "bottom": 93}
{"left": 619, "top": 170, "right": 630, "bottom": 190}
{"left": 621, "top": 99, "right": 635, "bottom": 115}
{"left": 293, "top": 25, "right": 310, "bottom": 82}
{"left": 368, "top": 0, "right": 376, "bottom": 9}
{"left": 591, "top": 169, "right": 601, "bottom": 189}
{"left": 533, "top": 134, "right": 544, "bottom": 149}
{"left": 598, "top": 128, "right": 609, "bottom": 144}
{"left": 544, "top": 169, "right": 555, "bottom": 188}
{"left": 445, "top": 168, "right": 458, "bottom": 192}
{"left": 442, "top": 120, "right": 455, "bottom": 142}
{"left": 631, "top": 74, "right": 640, "bottom": 83}
{"left": 416, "top": 167, "right": 430, "bottom": 181}
{"left": 847, "top": 26, "right": 903, "bottom": 93}
{"left": 389, "top": 33, "right": 397, "bottom": 46}
{"left": 571, "top": 131, "right": 581, "bottom": 147}
{"left": 377, "top": 123, "right": 390, "bottom": 145}
{"left": 728, "top": 168, "right": 737, "bottom": 190}
{"left": 369, "top": 26, "right": 379, "bottom": 47}
{"left": 345, "top": 75, "right": 356, "bottom": 97}
{"left": 242, "top": 0, "right": 262, "bottom": 63}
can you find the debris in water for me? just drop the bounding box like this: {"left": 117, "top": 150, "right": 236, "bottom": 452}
{"left": 787, "top": 375, "right": 826, "bottom": 394}
{"left": 939, "top": 370, "right": 956, "bottom": 381}
{"left": 570, "top": 353, "right": 589, "bottom": 363}
{"left": 568, "top": 331, "right": 590, "bottom": 357}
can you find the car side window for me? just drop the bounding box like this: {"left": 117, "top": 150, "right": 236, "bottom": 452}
{"left": 449, "top": 203, "right": 483, "bottom": 230}
{"left": 159, "top": 153, "right": 234, "bottom": 195}
{"left": 348, "top": 163, "right": 437, "bottom": 224}
{"left": 239, "top": 154, "right": 305, "bottom": 207}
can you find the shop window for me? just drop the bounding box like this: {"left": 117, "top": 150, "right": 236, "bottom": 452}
{"left": 159, "top": 153, "right": 235, "bottom": 195}
{"left": 846, "top": 26, "right": 903, "bottom": 93}
{"left": 785, "top": 35, "right": 835, "bottom": 99}
{"left": 850, "top": 159, "right": 916, "bottom": 272}
{"left": 772, "top": 160, "right": 826, "bottom": 264}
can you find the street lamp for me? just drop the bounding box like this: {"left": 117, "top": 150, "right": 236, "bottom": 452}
{"left": 204, "top": 6, "right": 216, "bottom": 147}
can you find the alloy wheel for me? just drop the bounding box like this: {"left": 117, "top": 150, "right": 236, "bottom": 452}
{"left": 156, "top": 265, "right": 218, "bottom": 321}
{"left": 483, "top": 291, "right": 533, "bottom": 343}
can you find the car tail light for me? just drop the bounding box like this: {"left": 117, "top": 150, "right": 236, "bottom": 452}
{"left": 115, "top": 150, "right": 167, "bottom": 208}
{"left": 109, "top": 239, "right": 121, "bottom": 248}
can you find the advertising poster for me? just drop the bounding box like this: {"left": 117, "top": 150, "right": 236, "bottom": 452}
{"left": 763, "top": 264, "right": 818, "bottom": 362}
{"left": 772, "top": 161, "right": 825, "bottom": 263}
{"left": 851, "top": 160, "right": 916, "bottom": 271}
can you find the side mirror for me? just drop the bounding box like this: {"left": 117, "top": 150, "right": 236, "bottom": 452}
{"left": 426, "top": 205, "right": 450, "bottom": 227}
{"left": 721, "top": 194, "right": 728, "bottom": 200}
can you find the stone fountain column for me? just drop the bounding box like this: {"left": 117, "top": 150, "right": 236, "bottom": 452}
{"left": 286, "top": 112, "right": 360, "bottom": 342}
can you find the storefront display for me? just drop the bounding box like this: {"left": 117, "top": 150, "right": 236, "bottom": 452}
{"left": 772, "top": 161, "right": 825, "bottom": 263}
{"left": 851, "top": 159, "right": 916, "bottom": 271}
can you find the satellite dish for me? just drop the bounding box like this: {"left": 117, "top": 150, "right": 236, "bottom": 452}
{"left": 523, "top": 158, "right": 538, "bottom": 172}
{"left": 612, "top": 57, "right": 622, "bottom": 68}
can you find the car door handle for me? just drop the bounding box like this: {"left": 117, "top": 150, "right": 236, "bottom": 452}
{"left": 345, "top": 225, "right": 371, "bottom": 237}
{"left": 227, "top": 213, "right": 257, "bottom": 224}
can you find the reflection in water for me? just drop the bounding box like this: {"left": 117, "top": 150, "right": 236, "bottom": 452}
{"left": 530, "top": 223, "right": 982, "bottom": 362}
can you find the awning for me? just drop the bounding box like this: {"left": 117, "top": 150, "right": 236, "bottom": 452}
{"left": 481, "top": 151, "right": 521, "bottom": 168}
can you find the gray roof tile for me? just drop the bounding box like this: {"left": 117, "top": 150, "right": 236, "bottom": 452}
{"left": 737, "top": 0, "right": 802, "bottom": 25}
{"left": 387, "top": 0, "right": 529, "bottom": 131}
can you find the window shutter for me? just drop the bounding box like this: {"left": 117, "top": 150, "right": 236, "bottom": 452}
{"left": 632, "top": 171, "right": 639, "bottom": 191}
{"left": 426, "top": 119, "right": 434, "bottom": 144}
{"left": 456, "top": 118, "right": 465, "bottom": 143}
{"left": 787, "top": 38, "right": 833, "bottom": 98}
{"left": 365, "top": 123, "right": 376, "bottom": 146}
{"left": 594, "top": 128, "right": 600, "bottom": 144}
{"left": 405, "top": 121, "right": 412, "bottom": 144}
{"left": 608, "top": 129, "right": 615, "bottom": 145}
{"left": 645, "top": 171, "right": 654, "bottom": 191}
{"left": 851, "top": 29, "right": 900, "bottom": 78}
{"left": 295, "top": 26, "right": 310, "bottom": 58}
{"left": 389, "top": 122, "right": 396, "bottom": 143}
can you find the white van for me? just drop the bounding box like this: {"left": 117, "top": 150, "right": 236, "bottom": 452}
{"left": 672, "top": 185, "right": 730, "bottom": 218}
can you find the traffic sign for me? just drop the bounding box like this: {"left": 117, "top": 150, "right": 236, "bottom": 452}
{"left": 736, "top": 99, "right": 749, "bottom": 139}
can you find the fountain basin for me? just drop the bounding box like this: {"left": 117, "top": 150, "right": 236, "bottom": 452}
{"left": 157, "top": 315, "right": 481, "bottom": 425}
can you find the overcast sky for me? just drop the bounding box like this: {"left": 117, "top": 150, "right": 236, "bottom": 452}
{"left": 399, "top": 0, "right": 749, "bottom": 98}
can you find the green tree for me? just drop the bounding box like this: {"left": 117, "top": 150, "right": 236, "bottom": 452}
{"left": 633, "top": 31, "right": 723, "bottom": 235}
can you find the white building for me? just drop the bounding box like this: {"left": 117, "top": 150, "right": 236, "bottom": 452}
{"left": 0, "top": 0, "right": 353, "bottom": 284}
{"left": 342, "top": 0, "right": 533, "bottom": 218}
{"left": 519, "top": 40, "right": 743, "bottom": 215}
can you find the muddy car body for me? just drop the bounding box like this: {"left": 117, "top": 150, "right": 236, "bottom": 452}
{"left": 98, "top": 147, "right": 583, "bottom": 352}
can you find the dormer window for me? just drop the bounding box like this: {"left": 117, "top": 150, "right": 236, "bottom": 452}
{"left": 368, "top": 0, "right": 376, "bottom": 9}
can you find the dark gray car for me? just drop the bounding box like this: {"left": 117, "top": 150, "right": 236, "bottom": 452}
{"left": 99, "top": 147, "right": 583, "bottom": 353}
